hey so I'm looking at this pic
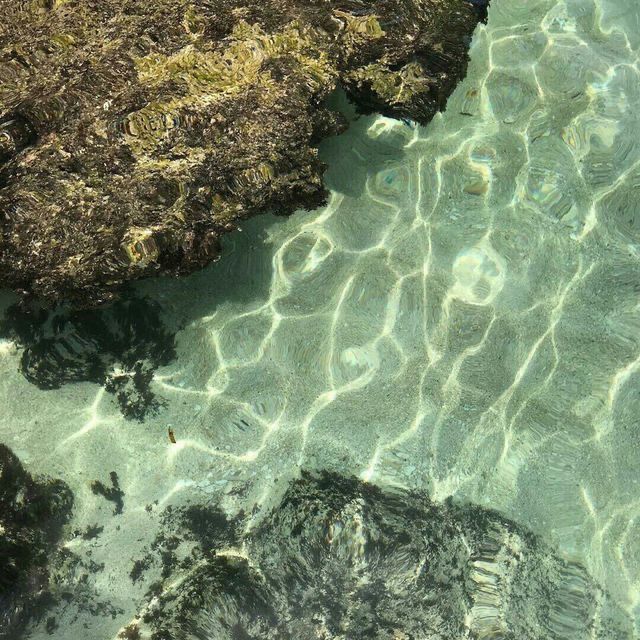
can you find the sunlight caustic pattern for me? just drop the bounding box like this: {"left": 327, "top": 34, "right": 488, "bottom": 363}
{"left": 134, "top": 0, "right": 640, "bottom": 619}
{"left": 1, "top": 0, "right": 639, "bottom": 637}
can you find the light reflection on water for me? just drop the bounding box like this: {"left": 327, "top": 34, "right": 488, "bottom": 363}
{"left": 1, "top": 0, "right": 640, "bottom": 636}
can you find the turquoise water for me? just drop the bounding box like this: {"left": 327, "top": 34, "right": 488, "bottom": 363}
{"left": 2, "top": 0, "right": 640, "bottom": 637}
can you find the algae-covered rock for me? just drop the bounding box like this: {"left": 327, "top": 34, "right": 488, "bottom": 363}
{"left": 0, "top": 444, "right": 73, "bottom": 638}
{"left": 0, "top": 0, "right": 485, "bottom": 306}
{"left": 133, "top": 471, "right": 632, "bottom": 639}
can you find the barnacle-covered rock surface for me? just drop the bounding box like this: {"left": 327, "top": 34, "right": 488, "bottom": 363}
{"left": 0, "top": 0, "right": 484, "bottom": 306}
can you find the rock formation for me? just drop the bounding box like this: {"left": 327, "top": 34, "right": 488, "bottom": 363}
{"left": 0, "top": 0, "right": 486, "bottom": 306}
{"left": 133, "top": 472, "right": 632, "bottom": 639}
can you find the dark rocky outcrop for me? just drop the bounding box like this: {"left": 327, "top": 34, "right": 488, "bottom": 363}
{"left": 0, "top": 0, "right": 486, "bottom": 306}
{"left": 134, "top": 471, "right": 632, "bottom": 639}
{"left": 0, "top": 444, "right": 73, "bottom": 639}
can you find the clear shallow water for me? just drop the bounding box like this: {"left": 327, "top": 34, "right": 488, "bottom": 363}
{"left": 1, "top": 0, "right": 640, "bottom": 637}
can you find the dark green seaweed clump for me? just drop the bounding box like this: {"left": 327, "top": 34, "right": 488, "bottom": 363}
{"left": 90, "top": 472, "right": 125, "bottom": 516}
{"left": 0, "top": 296, "right": 176, "bottom": 420}
{"left": 0, "top": 444, "right": 73, "bottom": 639}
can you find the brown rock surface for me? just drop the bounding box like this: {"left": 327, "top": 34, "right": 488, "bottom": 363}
{"left": 0, "top": 0, "right": 483, "bottom": 306}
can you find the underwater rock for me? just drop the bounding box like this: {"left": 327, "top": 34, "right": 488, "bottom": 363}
{"left": 0, "top": 0, "right": 485, "bottom": 306}
{"left": 0, "top": 296, "right": 175, "bottom": 420}
{"left": 0, "top": 444, "right": 73, "bottom": 639}
{"left": 135, "top": 471, "right": 632, "bottom": 639}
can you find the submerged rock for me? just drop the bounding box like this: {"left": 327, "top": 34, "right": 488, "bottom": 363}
{"left": 0, "top": 0, "right": 485, "bottom": 306}
{"left": 136, "top": 472, "right": 632, "bottom": 639}
{"left": 0, "top": 444, "right": 73, "bottom": 639}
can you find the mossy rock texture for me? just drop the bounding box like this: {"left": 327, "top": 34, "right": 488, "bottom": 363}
{"left": 0, "top": 0, "right": 484, "bottom": 306}
{"left": 134, "top": 472, "right": 632, "bottom": 639}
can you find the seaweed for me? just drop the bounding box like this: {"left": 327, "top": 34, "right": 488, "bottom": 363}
{"left": 0, "top": 444, "right": 73, "bottom": 639}
{"left": 90, "top": 471, "right": 125, "bottom": 515}
{"left": 0, "top": 296, "right": 176, "bottom": 420}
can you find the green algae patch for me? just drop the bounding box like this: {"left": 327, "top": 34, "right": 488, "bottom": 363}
{"left": 334, "top": 10, "right": 386, "bottom": 46}
{"left": 127, "top": 21, "right": 336, "bottom": 156}
{"left": 348, "top": 61, "right": 432, "bottom": 105}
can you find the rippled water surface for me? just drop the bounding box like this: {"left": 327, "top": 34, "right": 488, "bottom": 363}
{"left": 2, "top": 0, "right": 640, "bottom": 637}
